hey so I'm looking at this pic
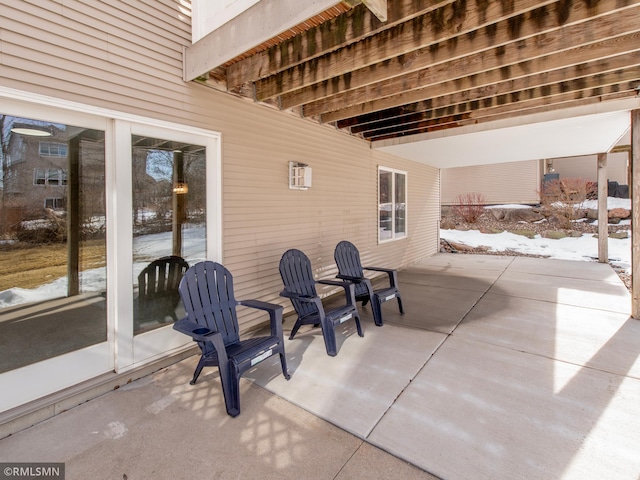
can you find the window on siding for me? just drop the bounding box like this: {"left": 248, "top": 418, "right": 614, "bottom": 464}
{"left": 39, "top": 142, "right": 68, "bottom": 157}
{"left": 378, "top": 167, "right": 407, "bottom": 242}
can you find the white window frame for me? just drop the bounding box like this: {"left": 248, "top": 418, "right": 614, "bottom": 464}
{"left": 378, "top": 166, "right": 407, "bottom": 243}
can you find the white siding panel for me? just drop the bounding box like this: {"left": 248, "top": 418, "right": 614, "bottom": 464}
{"left": 441, "top": 160, "right": 541, "bottom": 205}
{"left": 0, "top": 0, "right": 440, "bottom": 331}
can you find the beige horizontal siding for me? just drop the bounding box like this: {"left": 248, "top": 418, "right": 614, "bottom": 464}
{"left": 550, "top": 153, "right": 629, "bottom": 185}
{"left": 0, "top": 0, "right": 440, "bottom": 330}
{"left": 441, "top": 160, "right": 541, "bottom": 205}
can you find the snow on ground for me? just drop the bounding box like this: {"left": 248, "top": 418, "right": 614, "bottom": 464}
{"left": 0, "top": 225, "right": 206, "bottom": 309}
{"left": 441, "top": 198, "right": 631, "bottom": 274}
{"left": 1, "top": 198, "right": 633, "bottom": 310}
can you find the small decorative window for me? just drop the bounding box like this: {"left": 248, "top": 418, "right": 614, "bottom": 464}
{"left": 378, "top": 167, "right": 407, "bottom": 242}
{"left": 289, "top": 161, "right": 312, "bottom": 190}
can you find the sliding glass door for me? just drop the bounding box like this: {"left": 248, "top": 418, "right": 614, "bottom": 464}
{"left": 0, "top": 95, "right": 221, "bottom": 413}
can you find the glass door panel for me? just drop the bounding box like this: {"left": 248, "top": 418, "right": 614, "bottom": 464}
{"left": 0, "top": 111, "right": 108, "bottom": 412}
{"left": 0, "top": 115, "right": 107, "bottom": 372}
{"left": 131, "top": 135, "right": 206, "bottom": 336}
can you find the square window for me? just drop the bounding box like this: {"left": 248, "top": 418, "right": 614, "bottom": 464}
{"left": 378, "top": 167, "right": 407, "bottom": 242}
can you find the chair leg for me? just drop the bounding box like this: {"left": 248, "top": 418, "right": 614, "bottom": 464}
{"left": 222, "top": 364, "right": 241, "bottom": 417}
{"left": 354, "top": 312, "right": 364, "bottom": 337}
{"left": 279, "top": 352, "right": 291, "bottom": 380}
{"left": 289, "top": 319, "right": 303, "bottom": 340}
{"left": 397, "top": 294, "right": 404, "bottom": 315}
{"left": 190, "top": 356, "right": 207, "bottom": 385}
{"left": 320, "top": 319, "right": 338, "bottom": 356}
{"left": 372, "top": 297, "right": 384, "bottom": 327}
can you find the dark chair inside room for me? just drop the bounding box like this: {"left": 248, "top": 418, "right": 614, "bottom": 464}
{"left": 173, "top": 261, "right": 290, "bottom": 417}
{"left": 279, "top": 248, "right": 363, "bottom": 357}
{"left": 137, "top": 255, "right": 190, "bottom": 327}
{"left": 334, "top": 240, "right": 404, "bottom": 326}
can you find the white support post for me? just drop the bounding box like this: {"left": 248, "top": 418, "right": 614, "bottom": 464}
{"left": 597, "top": 153, "right": 608, "bottom": 263}
{"left": 632, "top": 109, "right": 640, "bottom": 319}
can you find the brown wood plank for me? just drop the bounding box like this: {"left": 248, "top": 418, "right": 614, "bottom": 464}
{"left": 364, "top": 85, "right": 638, "bottom": 140}
{"left": 255, "top": 0, "right": 562, "bottom": 100}
{"left": 225, "top": 0, "right": 456, "bottom": 88}
{"left": 349, "top": 59, "right": 640, "bottom": 135}
{"left": 297, "top": 11, "right": 640, "bottom": 115}
{"left": 256, "top": 0, "right": 637, "bottom": 101}
{"left": 315, "top": 5, "right": 640, "bottom": 121}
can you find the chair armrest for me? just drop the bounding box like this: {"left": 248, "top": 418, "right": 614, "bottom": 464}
{"left": 318, "top": 279, "right": 357, "bottom": 306}
{"left": 363, "top": 266, "right": 399, "bottom": 287}
{"left": 173, "top": 318, "right": 228, "bottom": 362}
{"left": 280, "top": 290, "right": 316, "bottom": 302}
{"left": 238, "top": 299, "right": 284, "bottom": 338}
{"left": 173, "top": 318, "right": 217, "bottom": 342}
{"left": 336, "top": 274, "right": 365, "bottom": 283}
{"left": 238, "top": 299, "right": 283, "bottom": 312}
{"left": 318, "top": 279, "right": 352, "bottom": 287}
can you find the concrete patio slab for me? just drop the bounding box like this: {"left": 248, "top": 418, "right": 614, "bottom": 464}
{"left": 491, "top": 269, "right": 630, "bottom": 313}
{"left": 248, "top": 319, "right": 446, "bottom": 438}
{"left": 2, "top": 253, "right": 639, "bottom": 480}
{"left": 508, "top": 256, "right": 622, "bottom": 282}
{"left": 455, "top": 293, "right": 640, "bottom": 379}
{"left": 382, "top": 282, "right": 483, "bottom": 334}
{"left": 410, "top": 254, "right": 514, "bottom": 271}
{"left": 335, "top": 441, "right": 439, "bottom": 480}
{"left": 0, "top": 355, "right": 436, "bottom": 480}
{"left": 368, "top": 336, "right": 640, "bottom": 480}
{"left": 399, "top": 265, "right": 504, "bottom": 292}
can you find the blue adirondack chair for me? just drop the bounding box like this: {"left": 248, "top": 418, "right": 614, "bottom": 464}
{"left": 334, "top": 240, "right": 404, "bottom": 326}
{"left": 173, "top": 261, "right": 290, "bottom": 417}
{"left": 279, "top": 248, "right": 363, "bottom": 356}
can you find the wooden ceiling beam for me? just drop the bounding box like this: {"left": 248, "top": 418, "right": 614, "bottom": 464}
{"left": 258, "top": 0, "right": 638, "bottom": 102}
{"left": 298, "top": 8, "right": 640, "bottom": 116}
{"left": 225, "top": 0, "right": 455, "bottom": 88}
{"left": 255, "top": 0, "right": 568, "bottom": 101}
{"left": 352, "top": 64, "right": 640, "bottom": 136}
{"left": 320, "top": 6, "right": 640, "bottom": 123}
{"left": 341, "top": 44, "right": 640, "bottom": 132}
{"left": 363, "top": 82, "right": 640, "bottom": 140}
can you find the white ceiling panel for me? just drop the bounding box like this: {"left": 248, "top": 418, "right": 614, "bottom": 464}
{"left": 373, "top": 106, "right": 637, "bottom": 169}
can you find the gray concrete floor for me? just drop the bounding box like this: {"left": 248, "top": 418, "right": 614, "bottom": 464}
{"left": 1, "top": 254, "right": 639, "bottom": 480}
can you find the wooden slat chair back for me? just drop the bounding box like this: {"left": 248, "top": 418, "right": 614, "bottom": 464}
{"left": 279, "top": 248, "right": 363, "bottom": 356}
{"left": 137, "top": 255, "right": 189, "bottom": 322}
{"left": 334, "top": 240, "right": 404, "bottom": 326}
{"left": 174, "top": 261, "right": 290, "bottom": 417}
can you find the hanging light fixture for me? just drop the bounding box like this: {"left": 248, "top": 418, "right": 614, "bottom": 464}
{"left": 10, "top": 123, "right": 53, "bottom": 137}
{"left": 173, "top": 182, "right": 188, "bottom": 194}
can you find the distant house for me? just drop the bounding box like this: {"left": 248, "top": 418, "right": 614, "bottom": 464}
{"left": 441, "top": 149, "right": 630, "bottom": 206}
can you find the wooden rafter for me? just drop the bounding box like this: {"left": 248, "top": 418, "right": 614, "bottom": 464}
{"left": 203, "top": 0, "right": 640, "bottom": 142}
{"left": 302, "top": 7, "right": 640, "bottom": 119}
{"left": 348, "top": 58, "right": 640, "bottom": 134}
{"left": 255, "top": 0, "right": 626, "bottom": 102}
{"left": 225, "top": 0, "right": 456, "bottom": 88}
